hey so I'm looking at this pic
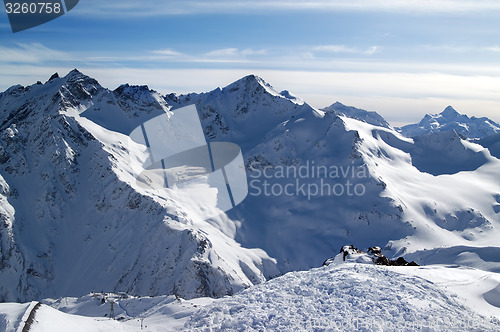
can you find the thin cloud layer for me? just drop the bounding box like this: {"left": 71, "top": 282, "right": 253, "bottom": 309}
{"left": 0, "top": 43, "right": 71, "bottom": 63}
{"left": 205, "top": 48, "right": 267, "bottom": 57}
{"left": 313, "top": 45, "right": 381, "bottom": 55}
{"left": 78, "top": 0, "right": 500, "bottom": 17}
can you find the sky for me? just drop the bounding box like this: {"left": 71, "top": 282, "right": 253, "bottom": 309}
{"left": 0, "top": 0, "right": 499, "bottom": 125}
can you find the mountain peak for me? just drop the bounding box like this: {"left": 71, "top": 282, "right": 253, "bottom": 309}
{"left": 242, "top": 73, "right": 264, "bottom": 83}
{"left": 43, "top": 69, "right": 92, "bottom": 86}
{"left": 57, "top": 70, "right": 103, "bottom": 107}
{"left": 440, "top": 106, "right": 461, "bottom": 118}
{"left": 67, "top": 68, "right": 83, "bottom": 76}
{"left": 62, "top": 68, "right": 97, "bottom": 83}
{"left": 47, "top": 72, "right": 60, "bottom": 82}
{"left": 399, "top": 106, "right": 500, "bottom": 139}
{"left": 221, "top": 74, "right": 306, "bottom": 106}
{"left": 114, "top": 83, "right": 152, "bottom": 95}
{"left": 322, "top": 101, "right": 391, "bottom": 129}
{"left": 232, "top": 74, "right": 273, "bottom": 91}
{"left": 243, "top": 73, "right": 259, "bottom": 80}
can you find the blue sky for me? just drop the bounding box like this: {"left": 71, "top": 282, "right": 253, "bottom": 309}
{"left": 1, "top": 0, "right": 500, "bottom": 124}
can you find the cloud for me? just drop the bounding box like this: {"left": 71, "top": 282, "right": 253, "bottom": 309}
{"left": 205, "top": 48, "right": 240, "bottom": 57}
{"left": 313, "top": 45, "right": 381, "bottom": 55}
{"left": 151, "top": 49, "right": 185, "bottom": 57}
{"left": 77, "top": 0, "right": 500, "bottom": 17}
{"left": 1, "top": 43, "right": 497, "bottom": 77}
{"left": 313, "top": 45, "right": 358, "bottom": 53}
{"left": 421, "top": 44, "right": 489, "bottom": 53}
{"left": 365, "top": 46, "right": 381, "bottom": 55}
{"left": 0, "top": 43, "right": 71, "bottom": 63}
{"left": 419, "top": 44, "right": 500, "bottom": 54}
{"left": 484, "top": 46, "right": 500, "bottom": 53}
{"left": 205, "top": 48, "right": 267, "bottom": 57}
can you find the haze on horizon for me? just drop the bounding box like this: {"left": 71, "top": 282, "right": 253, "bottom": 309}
{"left": 1, "top": 0, "right": 499, "bottom": 125}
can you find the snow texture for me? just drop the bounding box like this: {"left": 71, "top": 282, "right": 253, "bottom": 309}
{"left": 185, "top": 264, "right": 500, "bottom": 331}
{"left": 2, "top": 262, "right": 500, "bottom": 331}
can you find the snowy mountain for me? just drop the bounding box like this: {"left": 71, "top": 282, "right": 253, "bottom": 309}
{"left": 165, "top": 76, "right": 499, "bottom": 273}
{"left": 398, "top": 106, "right": 500, "bottom": 139}
{"left": 231, "top": 111, "right": 499, "bottom": 273}
{"left": 322, "top": 101, "right": 392, "bottom": 129}
{"left": 0, "top": 69, "right": 499, "bottom": 316}
{"left": 0, "top": 70, "right": 278, "bottom": 303}
{"left": 165, "top": 74, "right": 317, "bottom": 152}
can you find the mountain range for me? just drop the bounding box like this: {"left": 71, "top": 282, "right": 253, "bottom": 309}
{"left": 0, "top": 69, "right": 499, "bottom": 307}
{"left": 398, "top": 105, "right": 500, "bottom": 139}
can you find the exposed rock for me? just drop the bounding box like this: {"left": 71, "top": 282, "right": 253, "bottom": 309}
{"left": 323, "top": 245, "right": 419, "bottom": 267}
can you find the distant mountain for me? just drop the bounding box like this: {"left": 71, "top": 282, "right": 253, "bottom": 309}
{"left": 398, "top": 106, "right": 500, "bottom": 139}
{"left": 322, "top": 101, "right": 392, "bottom": 129}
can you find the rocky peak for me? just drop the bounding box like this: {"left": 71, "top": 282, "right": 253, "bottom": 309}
{"left": 440, "top": 106, "right": 461, "bottom": 118}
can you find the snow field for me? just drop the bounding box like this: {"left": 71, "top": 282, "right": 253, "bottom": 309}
{"left": 185, "top": 264, "right": 500, "bottom": 331}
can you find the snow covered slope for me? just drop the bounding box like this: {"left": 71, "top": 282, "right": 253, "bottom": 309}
{"left": 41, "top": 293, "right": 215, "bottom": 331}
{"left": 402, "top": 130, "right": 490, "bottom": 176}
{"left": 230, "top": 104, "right": 500, "bottom": 272}
{"left": 0, "top": 70, "right": 278, "bottom": 303}
{"left": 322, "top": 101, "right": 392, "bottom": 129}
{"left": 2, "top": 260, "right": 500, "bottom": 331}
{"left": 479, "top": 133, "right": 500, "bottom": 159}
{"left": 1, "top": 70, "right": 499, "bottom": 308}
{"left": 398, "top": 106, "right": 500, "bottom": 139}
{"left": 166, "top": 74, "right": 318, "bottom": 152}
{"left": 185, "top": 263, "right": 500, "bottom": 331}
{"left": 164, "top": 79, "right": 499, "bottom": 274}
{"left": 0, "top": 301, "right": 132, "bottom": 332}
{"left": 1, "top": 262, "right": 499, "bottom": 331}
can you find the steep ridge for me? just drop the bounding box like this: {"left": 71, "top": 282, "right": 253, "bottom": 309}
{"left": 167, "top": 74, "right": 319, "bottom": 153}
{"left": 322, "top": 101, "right": 392, "bottom": 129}
{"left": 0, "top": 70, "right": 278, "bottom": 302}
{"left": 1, "top": 70, "right": 499, "bottom": 304}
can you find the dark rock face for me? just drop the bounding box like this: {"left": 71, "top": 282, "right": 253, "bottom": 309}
{"left": 370, "top": 247, "right": 419, "bottom": 266}
{"left": 323, "top": 245, "right": 419, "bottom": 267}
